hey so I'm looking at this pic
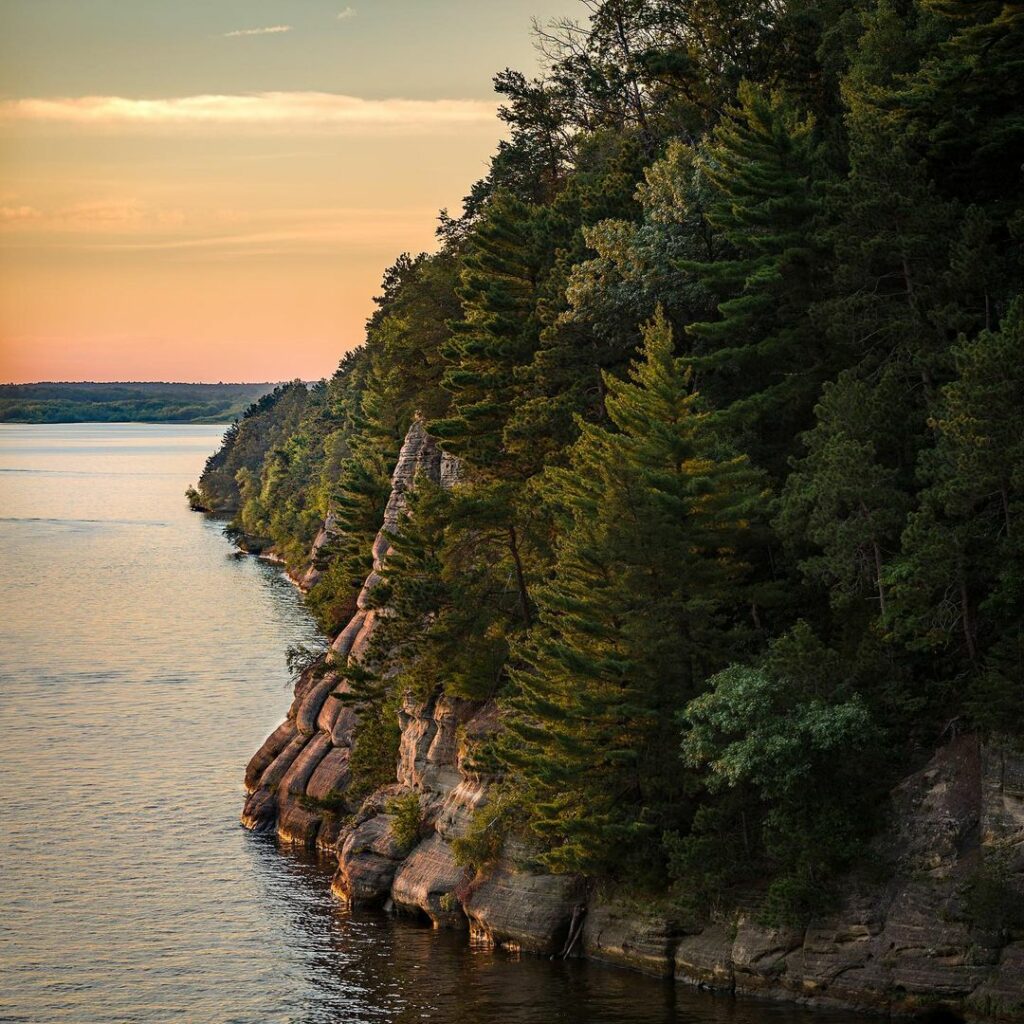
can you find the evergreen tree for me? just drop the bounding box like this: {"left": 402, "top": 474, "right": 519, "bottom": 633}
{"left": 777, "top": 369, "right": 913, "bottom": 619}
{"left": 905, "top": 0, "right": 1024, "bottom": 210}
{"left": 431, "top": 190, "right": 545, "bottom": 477}
{"left": 685, "top": 82, "right": 827, "bottom": 476}
{"left": 502, "top": 311, "right": 765, "bottom": 878}
{"left": 887, "top": 298, "right": 1024, "bottom": 712}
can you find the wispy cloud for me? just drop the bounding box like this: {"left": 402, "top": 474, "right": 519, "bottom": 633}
{"left": 0, "top": 92, "right": 499, "bottom": 134}
{"left": 0, "top": 199, "right": 185, "bottom": 232}
{"left": 0, "top": 204, "right": 437, "bottom": 260}
{"left": 0, "top": 204, "right": 42, "bottom": 223}
{"left": 337, "top": 7, "right": 357, "bottom": 19}
{"left": 224, "top": 25, "right": 292, "bottom": 37}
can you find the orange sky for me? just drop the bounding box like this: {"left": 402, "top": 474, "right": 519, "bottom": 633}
{"left": 0, "top": 1, "right": 578, "bottom": 383}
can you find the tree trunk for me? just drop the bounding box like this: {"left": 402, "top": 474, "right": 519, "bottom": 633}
{"left": 873, "top": 539, "right": 887, "bottom": 617}
{"left": 858, "top": 500, "right": 887, "bottom": 616}
{"left": 508, "top": 524, "right": 532, "bottom": 628}
{"left": 959, "top": 570, "right": 977, "bottom": 662}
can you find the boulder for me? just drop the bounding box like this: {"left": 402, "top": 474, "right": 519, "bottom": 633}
{"left": 305, "top": 745, "right": 351, "bottom": 804}
{"left": 731, "top": 916, "right": 804, "bottom": 994}
{"left": 240, "top": 787, "right": 277, "bottom": 833}
{"left": 462, "top": 863, "right": 582, "bottom": 955}
{"left": 397, "top": 693, "right": 482, "bottom": 801}
{"left": 967, "top": 942, "right": 1024, "bottom": 1021}
{"left": 332, "top": 815, "right": 405, "bottom": 905}
{"left": 295, "top": 675, "right": 338, "bottom": 736}
{"left": 279, "top": 732, "right": 331, "bottom": 796}
{"left": 583, "top": 898, "right": 681, "bottom": 978}
{"left": 674, "top": 924, "right": 736, "bottom": 993}
{"left": 255, "top": 732, "right": 309, "bottom": 792}
{"left": 277, "top": 800, "right": 323, "bottom": 847}
{"left": 391, "top": 834, "right": 467, "bottom": 929}
{"left": 244, "top": 720, "right": 296, "bottom": 792}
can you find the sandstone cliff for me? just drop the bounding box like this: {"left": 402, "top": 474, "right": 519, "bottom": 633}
{"left": 242, "top": 420, "right": 1024, "bottom": 1021}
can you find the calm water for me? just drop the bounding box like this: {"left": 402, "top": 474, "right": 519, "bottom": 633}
{"left": 0, "top": 424, "right": 864, "bottom": 1024}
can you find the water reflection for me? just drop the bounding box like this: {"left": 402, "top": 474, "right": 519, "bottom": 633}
{"left": 249, "top": 840, "right": 867, "bottom": 1024}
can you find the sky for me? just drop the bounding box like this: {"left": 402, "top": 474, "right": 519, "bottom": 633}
{"left": 0, "top": 0, "right": 580, "bottom": 383}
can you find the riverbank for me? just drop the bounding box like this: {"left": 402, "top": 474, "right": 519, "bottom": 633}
{"left": 239, "top": 421, "right": 1024, "bottom": 1023}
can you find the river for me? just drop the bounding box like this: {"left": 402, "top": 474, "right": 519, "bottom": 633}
{"left": 0, "top": 423, "right": 866, "bottom": 1024}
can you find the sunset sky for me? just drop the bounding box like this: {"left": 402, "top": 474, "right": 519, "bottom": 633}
{"left": 0, "top": 0, "right": 578, "bottom": 383}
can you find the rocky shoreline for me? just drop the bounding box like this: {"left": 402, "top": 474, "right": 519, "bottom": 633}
{"left": 240, "top": 421, "right": 1024, "bottom": 1022}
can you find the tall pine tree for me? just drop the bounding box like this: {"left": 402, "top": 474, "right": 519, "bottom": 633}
{"left": 502, "top": 310, "right": 764, "bottom": 879}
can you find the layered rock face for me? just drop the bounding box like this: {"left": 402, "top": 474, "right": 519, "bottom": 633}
{"left": 242, "top": 419, "right": 1023, "bottom": 1019}
{"left": 296, "top": 509, "right": 340, "bottom": 592}
{"left": 588, "top": 735, "right": 1024, "bottom": 1020}
{"left": 242, "top": 419, "right": 451, "bottom": 843}
{"left": 242, "top": 419, "right": 579, "bottom": 954}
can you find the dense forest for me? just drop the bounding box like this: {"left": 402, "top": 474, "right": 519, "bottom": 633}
{"left": 0, "top": 381, "right": 278, "bottom": 424}
{"left": 194, "top": 0, "right": 1023, "bottom": 922}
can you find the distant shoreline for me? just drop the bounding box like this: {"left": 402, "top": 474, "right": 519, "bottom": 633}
{"left": 0, "top": 381, "right": 281, "bottom": 424}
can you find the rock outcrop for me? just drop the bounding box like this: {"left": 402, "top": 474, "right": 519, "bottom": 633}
{"left": 668, "top": 735, "right": 1024, "bottom": 1019}
{"left": 242, "top": 418, "right": 1024, "bottom": 1021}
{"left": 242, "top": 419, "right": 453, "bottom": 850}
{"left": 297, "top": 510, "right": 340, "bottom": 591}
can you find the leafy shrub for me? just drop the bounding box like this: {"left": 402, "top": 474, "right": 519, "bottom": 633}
{"left": 451, "top": 787, "right": 522, "bottom": 868}
{"left": 387, "top": 792, "right": 423, "bottom": 854}
{"left": 347, "top": 694, "right": 402, "bottom": 801}
{"left": 298, "top": 790, "right": 349, "bottom": 814}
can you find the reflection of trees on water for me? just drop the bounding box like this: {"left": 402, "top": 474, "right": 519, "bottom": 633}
{"left": 245, "top": 838, "right": 864, "bottom": 1024}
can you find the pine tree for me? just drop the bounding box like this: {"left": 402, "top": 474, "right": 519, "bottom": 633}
{"left": 502, "top": 311, "right": 765, "bottom": 878}
{"left": 777, "top": 369, "right": 913, "bottom": 619}
{"left": 684, "top": 82, "right": 827, "bottom": 477}
{"left": 887, "top": 298, "right": 1024, "bottom": 693}
{"left": 311, "top": 359, "right": 407, "bottom": 630}
{"left": 905, "top": 0, "right": 1024, "bottom": 210}
{"left": 431, "top": 190, "right": 544, "bottom": 478}
{"left": 362, "top": 479, "right": 513, "bottom": 702}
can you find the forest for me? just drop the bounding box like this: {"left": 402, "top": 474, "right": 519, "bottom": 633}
{"left": 192, "top": 0, "right": 1023, "bottom": 922}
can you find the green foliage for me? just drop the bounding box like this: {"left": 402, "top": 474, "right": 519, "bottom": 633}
{"left": 194, "top": 381, "right": 312, "bottom": 513}
{"left": 778, "top": 370, "right": 912, "bottom": 616}
{"left": 346, "top": 693, "right": 402, "bottom": 803}
{"left": 451, "top": 787, "right": 525, "bottom": 869}
{"left": 502, "top": 312, "right": 765, "bottom": 879}
{"left": 194, "top": 0, "right": 1024, "bottom": 920}
{"left": 185, "top": 486, "right": 206, "bottom": 512}
{"left": 680, "top": 624, "right": 884, "bottom": 922}
{"left": 366, "top": 481, "right": 513, "bottom": 702}
{"left": 285, "top": 642, "right": 330, "bottom": 680}
{"left": 684, "top": 82, "right": 827, "bottom": 477}
{"left": 887, "top": 300, "right": 1024, "bottom": 723}
{"left": 386, "top": 792, "right": 424, "bottom": 854}
{"left": 298, "top": 790, "right": 349, "bottom": 815}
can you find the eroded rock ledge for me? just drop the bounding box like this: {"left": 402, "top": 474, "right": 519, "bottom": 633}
{"left": 242, "top": 419, "right": 1024, "bottom": 1021}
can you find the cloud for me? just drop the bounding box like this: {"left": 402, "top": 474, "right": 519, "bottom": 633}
{"left": 0, "top": 204, "right": 42, "bottom": 223}
{"left": 224, "top": 25, "right": 292, "bottom": 37}
{"left": 0, "top": 92, "right": 499, "bottom": 134}
{"left": 0, "top": 199, "right": 186, "bottom": 233}
{"left": 337, "top": 7, "right": 356, "bottom": 18}
{"left": 0, "top": 203, "right": 435, "bottom": 258}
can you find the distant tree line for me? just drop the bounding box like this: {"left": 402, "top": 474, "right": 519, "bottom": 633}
{"left": 0, "top": 381, "right": 278, "bottom": 424}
